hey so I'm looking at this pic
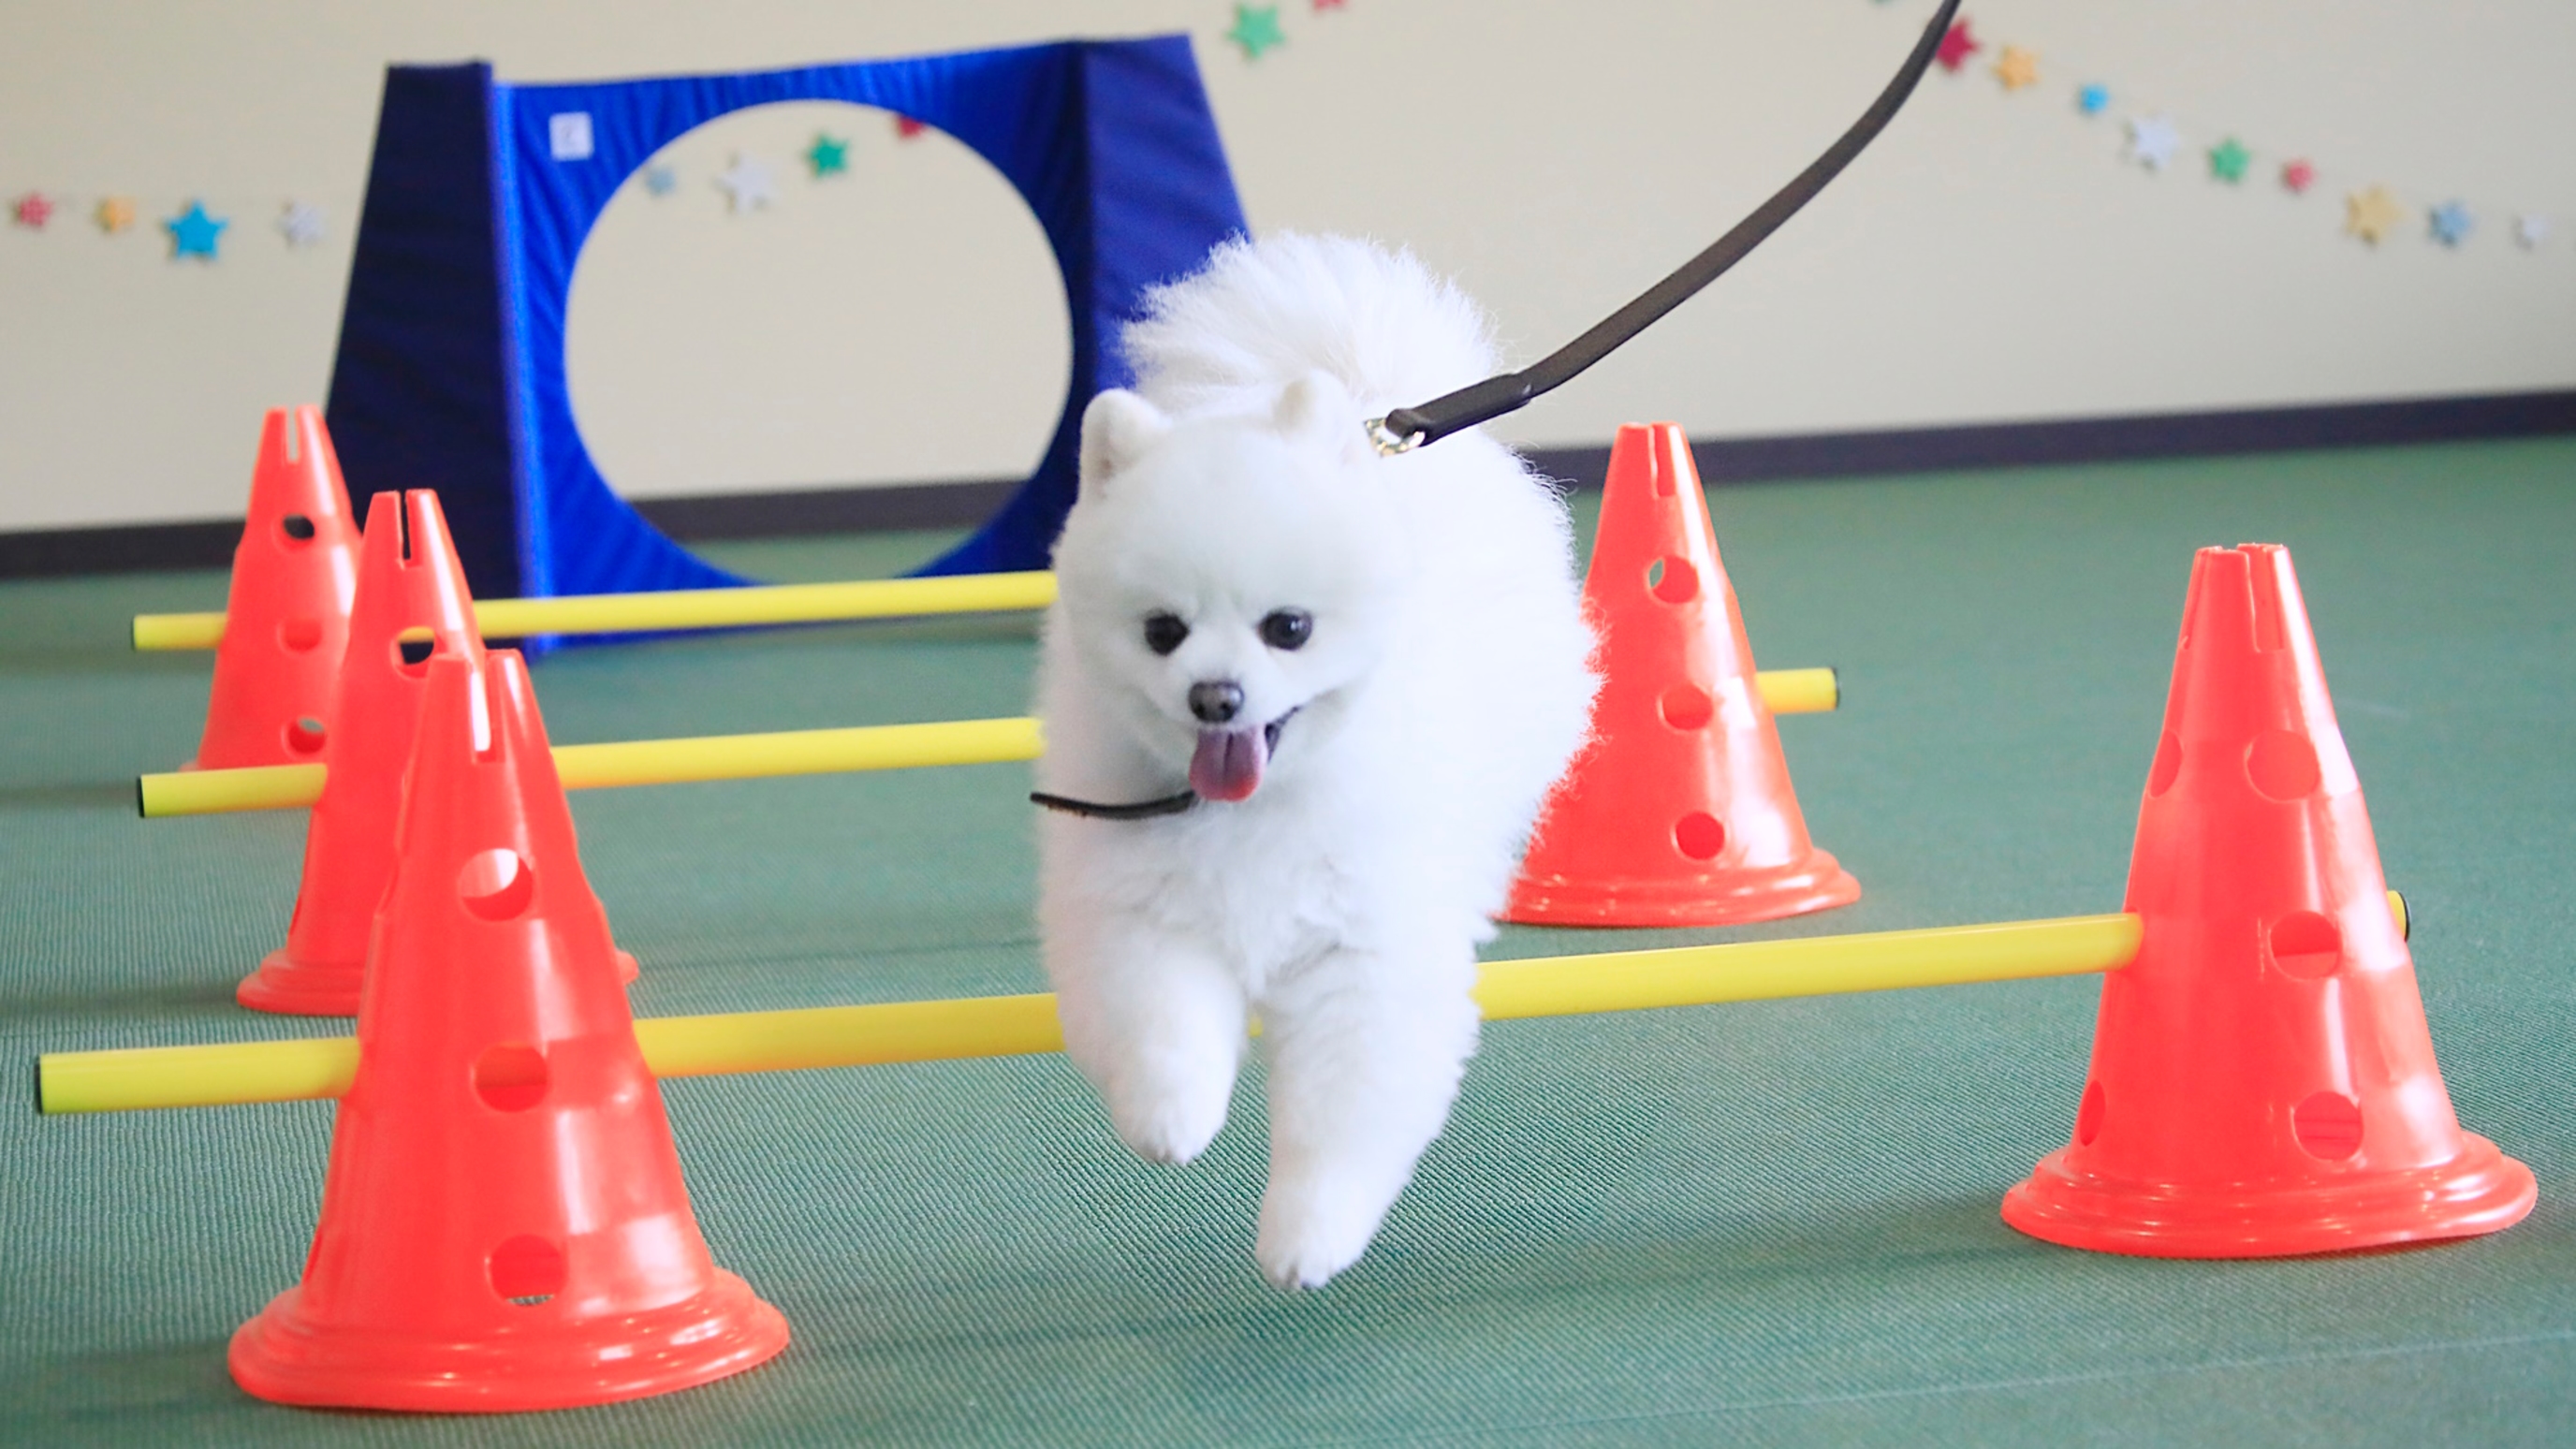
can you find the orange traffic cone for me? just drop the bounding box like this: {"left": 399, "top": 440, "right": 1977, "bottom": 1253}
{"left": 238, "top": 490, "right": 485, "bottom": 1016}
{"left": 188, "top": 407, "right": 360, "bottom": 769}
{"left": 229, "top": 651, "right": 789, "bottom": 1412}
{"left": 2003, "top": 544, "right": 2535, "bottom": 1256}
{"left": 1505, "top": 422, "right": 1859, "bottom": 927}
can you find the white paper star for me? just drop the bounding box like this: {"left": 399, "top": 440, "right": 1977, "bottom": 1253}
{"left": 2126, "top": 115, "right": 2180, "bottom": 171}
{"left": 277, "top": 201, "right": 326, "bottom": 248}
{"left": 2514, "top": 215, "right": 2550, "bottom": 250}
{"left": 715, "top": 154, "right": 774, "bottom": 214}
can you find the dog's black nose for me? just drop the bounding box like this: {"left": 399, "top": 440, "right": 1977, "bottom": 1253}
{"left": 1188, "top": 680, "right": 1244, "bottom": 724}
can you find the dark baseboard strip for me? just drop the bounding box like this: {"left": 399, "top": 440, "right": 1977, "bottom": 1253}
{"left": 8, "top": 389, "right": 2570, "bottom": 579}
{"left": 627, "top": 477, "right": 1017, "bottom": 542}
{"left": 0, "top": 519, "right": 245, "bottom": 581}
{"left": 1520, "top": 388, "right": 2576, "bottom": 490}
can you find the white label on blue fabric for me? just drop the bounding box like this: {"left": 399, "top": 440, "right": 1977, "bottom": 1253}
{"left": 549, "top": 112, "right": 595, "bottom": 162}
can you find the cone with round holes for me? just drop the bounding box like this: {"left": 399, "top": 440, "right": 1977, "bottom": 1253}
{"left": 2002, "top": 544, "right": 2534, "bottom": 1257}
{"left": 228, "top": 650, "right": 788, "bottom": 1412}
{"left": 188, "top": 407, "right": 360, "bottom": 769}
{"left": 1504, "top": 423, "right": 1858, "bottom": 926}
{"left": 236, "top": 490, "right": 488, "bottom": 1016}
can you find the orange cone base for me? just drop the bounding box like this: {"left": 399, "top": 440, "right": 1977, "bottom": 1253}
{"left": 228, "top": 1268, "right": 788, "bottom": 1413}
{"left": 235, "top": 947, "right": 363, "bottom": 1017}
{"left": 2002, "top": 1133, "right": 2536, "bottom": 1259}
{"left": 1506, "top": 849, "right": 1860, "bottom": 928}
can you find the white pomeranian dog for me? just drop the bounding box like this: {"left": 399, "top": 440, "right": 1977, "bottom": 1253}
{"left": 1033, "top": 233, "right": 1598, "bottom": 1289}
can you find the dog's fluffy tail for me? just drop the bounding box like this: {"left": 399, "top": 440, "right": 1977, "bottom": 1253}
{"left": 1120, "top": 233, "right": 1500, "bottom": 418}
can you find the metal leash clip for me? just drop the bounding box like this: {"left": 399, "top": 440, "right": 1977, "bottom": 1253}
{"left": 1364, "top": 417, "right": 1424, "bottom": 456}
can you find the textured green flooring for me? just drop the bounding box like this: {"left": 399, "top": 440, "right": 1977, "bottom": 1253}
{"left": 3, "top": 440, "right": 2572, "bottom": 1445}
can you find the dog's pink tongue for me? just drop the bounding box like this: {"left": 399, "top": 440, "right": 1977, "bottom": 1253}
{"left": 1189, "top": 727, "right": 1266, "bottom": 802}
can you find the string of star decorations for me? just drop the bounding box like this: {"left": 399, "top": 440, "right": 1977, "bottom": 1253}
{"left": 4, "top": 110, "right": 948, "bottom": 258}
{"left": 6, "top": 190, "right": 335, "bottom": 259}
{"left": 1906, "top": 6, "right": 2556, "bottom": 254}
{"left": 627, "top": 111, "right": 927, "bottom": 215}
{"left": 16, "top": 0, "right": 1340, "bottom": 257}
{"left": 1222, "top": 0, "right": 1345, "bottom": 63}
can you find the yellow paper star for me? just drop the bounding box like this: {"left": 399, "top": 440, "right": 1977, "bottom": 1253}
{"left": 95, "top": 196, "right": 137, "bottom": 234}
{"left": 2345, "top": 185, "right": 2404, "bottom": 246}
{"left": 1995, "top": 46, "right": 2039, "bottom": 92}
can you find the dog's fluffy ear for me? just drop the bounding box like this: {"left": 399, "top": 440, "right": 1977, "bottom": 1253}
{"left": 1273, "top": 371, "right": 1370, "bottom": 464}
{"left": 1078, "top": 389, "right": 1171, "bottom": 501}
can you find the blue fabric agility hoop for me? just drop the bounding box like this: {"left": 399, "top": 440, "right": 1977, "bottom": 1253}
{"left": 323, "top": 37, "right": 1247, "bottom": 610}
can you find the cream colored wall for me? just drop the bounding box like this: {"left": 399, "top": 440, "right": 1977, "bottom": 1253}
{"left": 2, "top": 0, "right": 2570, "bottom": 532}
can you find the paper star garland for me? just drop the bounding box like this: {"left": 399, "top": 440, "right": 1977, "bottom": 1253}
{"left": 277, "top": 201, "right": 326, "bottom": 248}
{"left": 1852, "top": 4, "right": 2554, "bottom": 266}
{"left": 2125, "top": 115, "right": 2180, "bottom": 170}
{"left": 1988, "top": 46, "right": 2029, "bottom": 92}
{"left": 1936, "top": 18, "right": 1982, "bottom": 72}
{"left": 641, "top": 163, "right": 677, "bottom": 196}
{"left": 2344, "top": 186, "right": 2403, "bottom": 245}
{"left": 1227, "top": 4, "right": 1286, "bottom": 60}
{"left": 806, "top": 134, "right": 850, "bottom": 178}
{"left": 716, "top": 154, "right": 775, "bottom": 213}
{"left": 11, "top": 192, "right": 53, "bottom": 229}
{"left": 94, "top": 196, "right": 136, "bottom": 233}
{"left": 165, "top": 200, "right": 227, "bottom": 259}
{"left": 1994, "top": 46, "right": 2038, "bottom": 92}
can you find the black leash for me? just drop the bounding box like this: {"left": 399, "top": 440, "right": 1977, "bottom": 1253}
{"left": 1036, "top": 1, "right": 1960, "bottom": 823}
{"left": 1365, "top": 0, "right": 1962, "bottom": 455}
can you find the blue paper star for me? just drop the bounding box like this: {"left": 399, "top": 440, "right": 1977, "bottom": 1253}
{"left": 2076, "top": 83, "right": 2110, "bottom": 116}
{"left": 2428, "top": 201, "right": 2474, "bottom": 247}
{"left": 642, "top": 163, "right": 677, "bottom": 197}
{"left": 165, "top": 201, "right": 227, "bottom": 259}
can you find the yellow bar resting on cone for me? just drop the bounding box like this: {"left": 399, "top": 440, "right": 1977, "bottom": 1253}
{"left": 139, "top": 716, "right": 1050, "bottom": 816}
{"left": 137, "top": 672, "right": 1833, "bottom": 818}
{"left": 37, "top": 894, "right": 2404, "bottom": 1116}
{"left": 42, "top": 910, "right": 2149, "bottom": 1115}
{"left": 132, "top": 571, "right": 1061, "bottom": 651}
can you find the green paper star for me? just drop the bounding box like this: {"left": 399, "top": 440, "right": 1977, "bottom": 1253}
{"left": 1227, "top": 4, "right": 1285, "bottom": 60}
{"left": 2208, "top": 138, "right": 2251, "bottom": 183}
{"left": 806, "top": 133, "right": 851, "bottom": 178}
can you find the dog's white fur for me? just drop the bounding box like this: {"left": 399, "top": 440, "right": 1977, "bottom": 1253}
{"left": 1035, "top": 234, "right": 1597, "bottom": 1289}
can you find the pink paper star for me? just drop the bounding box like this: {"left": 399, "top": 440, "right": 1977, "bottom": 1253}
{"left": 895, "top": 115, "right": 926, "bottom": 140}
{"left": 2280, "top": 159, "right": 2316, "bottom": 195}
{"left": 1313, "top": 0, "right": 1347, "bottom": 9}
{"left": 11, "top": 192, "right": 54, "bottom": 229}
{"left": 1936, "top": 19, "right": 1982, "bottom": 72}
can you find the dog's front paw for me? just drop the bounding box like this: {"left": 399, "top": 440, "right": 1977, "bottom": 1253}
{"left": 1104, "top": 1062, "right": 1234, "bottom": 1165}
{"left": 1254, "top": 1175, "right": 1390, "bottom": 1291}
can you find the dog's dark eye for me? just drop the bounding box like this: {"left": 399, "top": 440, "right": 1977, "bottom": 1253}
{"left": 1258, "top": 608, "right": 1313, "bottom": 651}
{"left": 1142, "top": 611, "right": 1189, "bottom": 656}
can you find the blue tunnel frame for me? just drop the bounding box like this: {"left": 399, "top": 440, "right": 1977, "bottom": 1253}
{"left": 323, "top": 37, "right": 1247, "bottom": 607}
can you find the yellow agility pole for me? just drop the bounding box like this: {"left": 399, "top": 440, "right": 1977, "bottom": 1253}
{"left": 130, "top": 571, "right": 1061, "bottom": 652}
{"left": 139, "top": 717, "right": 1051, "bottom": 818}
{"left": 36, "top": 912, "right": 2144, "bottom": 1115}
{"left": 136, "top": 670, "right": 1838, "bottom": 818}
{"left": 36, "top": 892, "right": 2405, "bottom": 1116}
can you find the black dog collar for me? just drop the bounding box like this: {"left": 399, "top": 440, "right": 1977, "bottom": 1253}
{"left": 1029, "top": 788, "right": 1198, "bottom": 820}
